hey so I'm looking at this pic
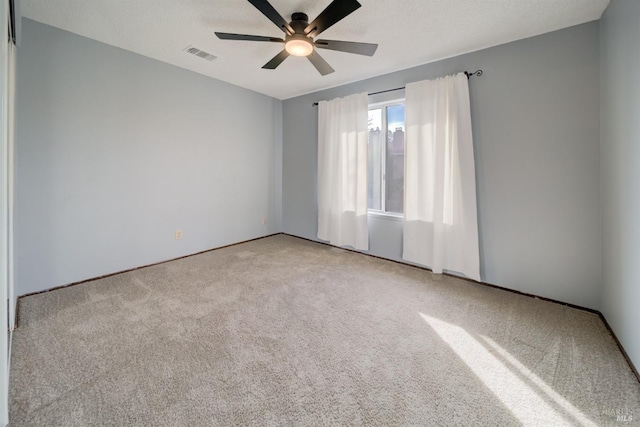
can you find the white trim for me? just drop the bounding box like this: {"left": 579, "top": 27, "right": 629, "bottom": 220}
{"left": 368, "top": 98, "right": 405, "bottom": 109}
{"left": 368, "top": 210, "right": 404, "bottom": 221}
{"left": 1, "top": 0, "right": 11, "bottom": 423}
{"left": 7, "top": 41, "right": 15, "bottom": 332}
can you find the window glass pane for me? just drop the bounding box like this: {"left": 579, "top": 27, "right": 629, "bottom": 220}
{"left": 368, "top": 109, "right": 383, "bottom": 210}
{"left": 386, "top": 104, "right": 405, "bottom": 214}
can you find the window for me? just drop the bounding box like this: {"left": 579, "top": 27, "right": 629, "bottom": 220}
{"left": 368, "top": 101, "right": 405, "bottom": 215}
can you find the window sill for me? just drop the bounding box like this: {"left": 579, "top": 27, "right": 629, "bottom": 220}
{"left": 368, "top": 210, "right": 404, "bottom": 222}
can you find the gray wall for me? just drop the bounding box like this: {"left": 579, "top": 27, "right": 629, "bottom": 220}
{"left": 283, "top": 22, "right": 601, "bottom": 309}
{"left": 16, "top": 19, "right": 283, "bottom": 295}
{"left": 600, "top": 0, "right": 640, "bottom": 370}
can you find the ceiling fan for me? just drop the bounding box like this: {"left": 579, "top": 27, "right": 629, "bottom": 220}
{"left": 215, "top": 0, "right": 378, "bottom": 76}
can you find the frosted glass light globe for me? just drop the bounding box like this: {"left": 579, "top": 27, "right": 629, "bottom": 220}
{"left": 285, "top": 37, "right": 313, "bottom": 57}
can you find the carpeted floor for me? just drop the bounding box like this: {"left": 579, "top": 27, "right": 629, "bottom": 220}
{"left": 9, "top": 234, "right": 640, "bottom": 426}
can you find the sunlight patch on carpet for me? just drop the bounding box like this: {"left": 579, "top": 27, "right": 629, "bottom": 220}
{"left": 479, "top": 335, "right": 598, "bottom": 426}
{"left": 419, "top": 313, "right": 597, "bottom": 427}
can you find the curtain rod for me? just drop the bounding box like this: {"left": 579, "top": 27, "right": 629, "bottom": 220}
{"left": 312, "top": 69, "right": 483, "bottom": 106}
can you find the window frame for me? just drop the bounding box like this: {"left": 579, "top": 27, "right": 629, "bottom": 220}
{"left": 367, "top": 98, "right": 406, "bottom": 219}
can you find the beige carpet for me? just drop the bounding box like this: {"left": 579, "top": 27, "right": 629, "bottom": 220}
{"left": 9, "top": 234, "right": 640, "bottom": 426}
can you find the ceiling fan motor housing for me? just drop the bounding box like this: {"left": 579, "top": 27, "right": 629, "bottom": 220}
{"left": 285, "top": 12, "right": 313, "bottom": 57}
{"left": 291, "top": 13, "right": 309, "bottom": 23}
{"left": 290, "top": 13, "right": 309, "bottom": 34}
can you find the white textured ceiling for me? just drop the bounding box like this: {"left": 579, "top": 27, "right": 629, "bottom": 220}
{"left": 21, "top": 0, "right": 609, "bottom": 99}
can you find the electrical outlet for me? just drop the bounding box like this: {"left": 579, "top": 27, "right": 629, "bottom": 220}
{"left": 262, "top": 217, "right": 267, "bottom": 225}
{"left": 175, "top": 229, "right": 183, "bottom": 240}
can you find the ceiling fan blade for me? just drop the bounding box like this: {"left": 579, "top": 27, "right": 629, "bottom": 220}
{"left": 247, "top": 0, "right": 294, "bottom": 34}
{"left": 215, "top": 32, "right": 284, "bottom": 43}
{"left": 262, "top": 50, "right": 290, "bottom": 70}
{"left": 314, "top": 39, "right": 377, "bottom": 56}
{"left": 305, "top": 0, "right": 361, "bottom": 38}
{"left": 307, "top": 50, "right": 335, "bottom": 76}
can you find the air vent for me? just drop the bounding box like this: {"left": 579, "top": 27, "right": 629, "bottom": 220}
{"left": 183, "top": 45, "right": 217, "bottom": 61}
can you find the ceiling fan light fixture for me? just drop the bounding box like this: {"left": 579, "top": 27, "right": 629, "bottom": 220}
{"left": 285, "top": 36, "right": 313, "bottom": 57}
{"left": 215, "top": 0, "right": 377, "bottom": 75}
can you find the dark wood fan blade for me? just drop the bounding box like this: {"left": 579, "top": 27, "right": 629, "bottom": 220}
{"left": 307, "top": 50, "right": 335, "bottom": 76}
{"left": 215, "top": 32, "right": 284, "bottom": 42}
{"left": 305, "top": 0, "right": 361, "bottom": 38}
{"left": 314, "top": 39, "right": 377, "bottom": 56}
{"left": 247, "top": 0, "right": 294, "bottom": 34}
{"left": 262, "top": 50, "right": 290, "bottom": 69}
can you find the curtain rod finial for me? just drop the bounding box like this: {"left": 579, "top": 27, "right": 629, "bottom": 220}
{"left": 465, "top": 69, "right": 483, "bottom": 79}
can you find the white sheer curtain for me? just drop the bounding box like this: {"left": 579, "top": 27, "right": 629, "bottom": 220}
{"left": 317, "top": 92, "right": 369, "bottom": 250}
{"left": 403, "top": 73, "right": 480, "bottom": 281}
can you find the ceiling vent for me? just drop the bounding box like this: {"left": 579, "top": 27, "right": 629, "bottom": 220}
{"left": 183, "top": 45, "right": 217, "bottom": 61}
